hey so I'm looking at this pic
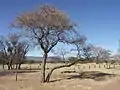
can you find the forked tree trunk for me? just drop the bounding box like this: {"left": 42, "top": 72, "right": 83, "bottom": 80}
{"left": 41, "top": 53, "right": 47, "bottom": 83}
{"left": 45, "top": 61, "right": 78, "bottom": 82}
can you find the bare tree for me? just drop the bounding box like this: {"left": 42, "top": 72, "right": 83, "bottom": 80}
{"left": 15, "top": 42, "right": 29, "bottom": 69}
{"left": 111, "top": 40, "right": 120, "bottom": 63}
{"left": 12, "top": 4, "right": 84, "bottom": 82}
{"left": 0, "top": 41, "right": 6, "bottom": 69}
{"left": 91, "top": 46, "right": 111, "bottom": 63}
{"left": 0, "top": 36, "right": 12, "bottom": 70}
{"left": 82, "top": 44, "right": 94, "bottom": 61}
{"left": 51, "top": 47, "right": 69, "bottom": 63}
{"left": 0, "top": 34, "right": 29, "bottom": 70}
{"left": 7, "top": 34, "right": 21, "bottom": 69}
{"left": 69, "top": 36, "right": 87, "bottom": 59}
{"left": 111, "top": 53, "right": 120, "bottom": 62}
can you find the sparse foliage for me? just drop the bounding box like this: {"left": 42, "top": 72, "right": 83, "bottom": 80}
{"left": 69, "top": 36, "right": 87, "bottom": 59}
{"left": 12, "top": 4, "right": 81, "bottom": 82}
{"left": 82, "top": 44, "right": 94, "bottom": 61}
{"left": 51, "top": 47, "right": 69, "bottom": 63}
{"left": 91, "top": 46, "right": 111, "bottom": 63}
{"left": 0, "top": 34, "right": 29, "bottom": 70}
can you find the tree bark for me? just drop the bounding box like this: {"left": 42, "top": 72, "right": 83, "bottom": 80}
{"left": 16, "top": 64, "right": 18, "bottom": 69}
{"left": 45, "top": 60, "right": 78, "bottom": 82}
{"left": 18, "top": 63, "right": 21, "bottom": 69}
{"left": 7, "top": 65, "right": 10, "bottom": 70}
{"left": 41, "top": 53, "right": 47, "bottom": 83}
{"left": 10, "top": 64, "right": 13, "bottom": 69}
{"left": 2, "top": 63, "right": 5, "bottom": 70}
{"left": 7, "top": 62, "right": 12, "bottom": 70}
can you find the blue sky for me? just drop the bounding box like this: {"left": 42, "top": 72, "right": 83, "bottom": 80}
{"left": 0, "top": 0, "right": 120, "bottom": 56}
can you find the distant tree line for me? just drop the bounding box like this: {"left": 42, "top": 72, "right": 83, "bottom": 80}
{"left": 0, "top": 4, "right": 120, "bottom": 83}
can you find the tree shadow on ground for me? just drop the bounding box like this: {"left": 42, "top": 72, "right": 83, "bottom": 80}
{"left": 0, "top": 71, "right": 14, "bottom": 76}
{"left": 67, "top": 71, "right": 116, "bottom": 81}
{"left": 21, "top": 67, "right": 50, "bottom": 70}
{"left": 50, "top": 71, "right": 116, "bottom": 83}
{"left": 61, "top": 70, "right": 77, "bottom": 73}
{"left": 0, "top": 70, "right": 38, "bottom": 77}
{"left": 49, "top": 79, "right": 63, "bottom": 83}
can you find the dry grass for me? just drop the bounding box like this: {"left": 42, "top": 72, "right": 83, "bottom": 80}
{"left": 0, "top": 63, "right": 120, "bottom": 90}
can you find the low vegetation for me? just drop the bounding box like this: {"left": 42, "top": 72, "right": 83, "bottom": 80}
{"left": 0, "top": 4, "right": 120, "bottom": 86}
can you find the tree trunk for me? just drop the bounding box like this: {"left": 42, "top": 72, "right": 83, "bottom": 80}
{"left": 7, "top": 60, "right": 13, "bottom": 70}
{"left": 45, "top": 61, "right": 78, "bottom": 82}
{"left": 45, "top": 69, "right": 54, "bottom": 82}
{"left": 7, "top": 62, "right": 11, "bottom": 70}
{"left": 2, "top": 63, "right": 5, "bottom": 70}
{"left": 16, "top": 64, "right": 18, "bottom": 70}
{"left": 8, "top": 65, "right": 10, "bottom": 70}
{"left": 10, "top": 64, "right": 13, "bottom": 69}
{"left": 18, "top": 63, "right": 21, "bottom": 69}
{"left": 41, "top": 53, "right": 47, "bottom": 83}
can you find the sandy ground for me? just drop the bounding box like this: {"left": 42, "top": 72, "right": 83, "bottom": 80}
{"left": 97, "top": 79, "right": 120, "bottom": 90}
{"left": 0, "top": 63, "right": 120, "bottom": 90}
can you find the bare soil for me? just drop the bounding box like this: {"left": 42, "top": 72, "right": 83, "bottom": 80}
{"left": 0, "top": 63, "right": 120, "bottom": 90}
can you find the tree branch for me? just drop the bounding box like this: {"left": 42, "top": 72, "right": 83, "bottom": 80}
{"left": 45, "top": 59, "right": 79, "bottom": 82}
